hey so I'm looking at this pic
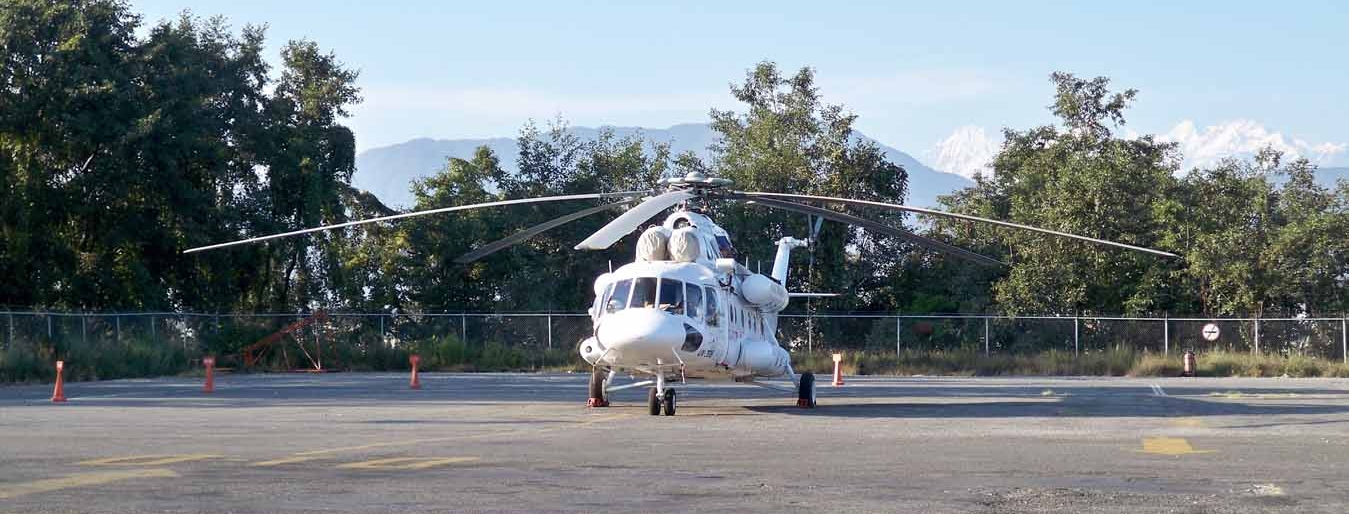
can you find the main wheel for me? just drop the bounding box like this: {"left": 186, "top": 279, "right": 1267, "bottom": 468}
{"left": 797, "top": 372, "right": 816, "bottom": 408}
{"left": 662, "top": 389, "right": 677, "bottom": 416}
{"left": 587, "top": 367, "right": 608, "bottom": 407}
{"left": 647, "top": 387, "right": 661, "bottom": 416}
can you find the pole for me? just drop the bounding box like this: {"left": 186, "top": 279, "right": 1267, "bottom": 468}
{"left": 895, "top": 316, "right": 902, "bottom": 355}
{"left": 115, "top": 316, "right": 121, "bottom": 345}
{"left": 460, "top": 313, "right": 467, "bottom": 344}
{"left": 1254, "top": 318, "right": 1260, "bottom": 355}
{"left": 1073, "top": 316, "right": 1079, "bottom": 357}
{"left": 149, "top": 314, "right": 156, "bottom": 345}
{"left": 546, "top": 313, "right": 553, "bottom": 349}
{"left": 1341, "top": 317, "right": 1346, "bottom": 364}
{"left": 1163, "top": 313, "right": 1169, "bottom": 355}
{"left": 47, "top": 314, "right": 52, "bottom": 340}
{"left": 984, "top": 316, "right": 990, "bottom": 356}
{"left": 81, "top": 315, "right": 87, "bottom": 347}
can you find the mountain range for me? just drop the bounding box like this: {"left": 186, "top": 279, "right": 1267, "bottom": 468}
{"left": 353, "top": 123, "right": 974, "bottom": 208}
{"left": 353, "top": 123, "right": 1349, "bottom": 210}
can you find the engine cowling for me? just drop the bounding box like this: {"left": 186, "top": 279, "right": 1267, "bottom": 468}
{"left": 740, "top": 273, "right": 789, "bottom": 312}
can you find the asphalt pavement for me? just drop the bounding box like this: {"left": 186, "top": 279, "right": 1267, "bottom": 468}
{"left": 1, "top": 372, "right": 1347, "bottom": 513}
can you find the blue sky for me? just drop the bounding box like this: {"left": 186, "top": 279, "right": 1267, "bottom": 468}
{"left": 131, "top": 1, "right": 1348, "bottom": 173}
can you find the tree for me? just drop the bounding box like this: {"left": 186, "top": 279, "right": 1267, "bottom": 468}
{"left": 705, "top": 62, "right": 909, "bottom": 312}
{"left": 936, "top": 73, "right": 1182, "bottom": 316}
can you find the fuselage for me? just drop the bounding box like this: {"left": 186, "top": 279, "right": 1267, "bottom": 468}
{"left": 578, "top": 209, "right": 792, "bottom": 380}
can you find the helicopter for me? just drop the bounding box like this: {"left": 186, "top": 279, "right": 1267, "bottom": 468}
{"left": 186, "top": 171, "right": 1178, "bottom": 416}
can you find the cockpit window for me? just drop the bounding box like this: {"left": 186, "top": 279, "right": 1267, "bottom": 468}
{"left": 658, "top": 278, "right": 684, "bottom": 315}
{"left": 630, "top": 277, "right": 658, "bottom": 309}
{"left": 685, "top": 283, "right": 702, "bottom": 320}
{"left": 606, "top": 279, "right": 632, "bottom": 313}
{"left": 704, "top": 286, "right": 719, "bottom": 326}
{"left": 715, "top": 235, "right": 735, "bottom": 258}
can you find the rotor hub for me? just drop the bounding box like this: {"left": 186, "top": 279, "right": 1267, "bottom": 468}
{"left": 659, "top": 171, "right": 733, "bottom": 191}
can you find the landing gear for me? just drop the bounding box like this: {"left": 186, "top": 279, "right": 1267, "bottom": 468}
{"left": 662, "top": 389, "right": 677, "bottom": 416}
{"left": 647, "top": 387, "right": 661, "bottom": 415}
{"left": 647, "top": 372, "right": 677, "bottom": 416}
{"left": 797, "top": 372, "right": 816, "bottom": 408}
{"left": 587, "top": 367, "right": 609, "bottom": 407}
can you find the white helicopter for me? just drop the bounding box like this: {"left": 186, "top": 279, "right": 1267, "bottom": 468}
{"left": 186, "top": 171, "right": 1177, "bottom": 416}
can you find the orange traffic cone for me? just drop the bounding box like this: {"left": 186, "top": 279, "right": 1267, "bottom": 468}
{"left": 202, "top": 356, "right": 215, "bottom": 393}
{"left": 831, "top": 353, "right": 845, "bottom": 387}
{"left": 51, "top": 360, "right": 68, "bottom": 403}
{"left": 409, "top": 354, "right": 422, "bottom": 389}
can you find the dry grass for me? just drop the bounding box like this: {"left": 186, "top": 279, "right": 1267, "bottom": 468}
{"left": 792, "top": 349, "right": 1349, "bottom": 378}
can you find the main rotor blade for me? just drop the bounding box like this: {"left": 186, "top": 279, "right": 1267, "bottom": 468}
{"left": 574, "top": 190, "right": 697, "bottom": 250}
{"left": 743, "top": 192, "right": 1180, "bottom": 259}
{"left": 454, "top": 198, "right": 639, "bottom": 264}
{"left": 737, "top": 195, "right": 1004, "bottom": 267}
{"left": 184, "top": 190, "right": 651, "bottom": 254}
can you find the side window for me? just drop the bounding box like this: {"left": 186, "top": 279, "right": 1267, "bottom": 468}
{"left": 607, "top": 279, "right": 632, "bottom": 313}
{"left": 658, "top": 278, "right": 684, "bottom": 315}
{"left": 630, "top": 277, "right": 658, "bottom": 309}
{"left": 704, "top": 286, "right": 719, "bottom": 326}
{"left": 685, "top": 283, "right": 703, "bottom": 320}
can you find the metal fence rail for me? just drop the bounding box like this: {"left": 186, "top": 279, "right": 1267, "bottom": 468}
{"left": 1, "top": 311, "right": 1346, "bottom": 363}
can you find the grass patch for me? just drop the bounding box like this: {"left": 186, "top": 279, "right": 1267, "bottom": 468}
{"left": 792, "top": 349, "right": 1349, "bottom": 378}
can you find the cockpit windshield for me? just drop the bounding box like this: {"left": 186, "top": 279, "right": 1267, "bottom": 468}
{"left": 602, "top": 276, "right": 700, "bottom": 317}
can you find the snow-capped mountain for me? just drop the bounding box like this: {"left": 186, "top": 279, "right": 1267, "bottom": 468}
{"left": 1159, "top": 119, "right": 1347, "bottom": 171}
{"left": 924, "top": 125, "right": 1000, "bottom": 179}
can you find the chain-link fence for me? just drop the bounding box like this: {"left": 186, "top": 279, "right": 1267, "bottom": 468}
{"left": 2, "top": 311, "right": 1346, "bottom": 380}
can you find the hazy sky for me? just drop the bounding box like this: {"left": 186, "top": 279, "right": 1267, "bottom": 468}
{"left": 130, "top": 0, "right": 1348, "bottom": 172}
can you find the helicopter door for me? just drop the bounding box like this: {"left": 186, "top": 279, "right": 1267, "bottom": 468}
{"left": 707, "top": 285, "right": 736, "bottom": 368}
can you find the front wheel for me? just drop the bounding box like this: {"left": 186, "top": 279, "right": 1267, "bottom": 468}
{"left": 797, "top": 372, "right": 816, "bottom": 408}
{"left": 662, "top": 389, "right": 677, "bottom": 416}
{"left": 647, "top": 387, "right": 661, "bottom": 416}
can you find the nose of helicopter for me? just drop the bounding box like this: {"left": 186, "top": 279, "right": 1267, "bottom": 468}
{"left": 596, "top": 309, "right": 686, "bottom": 362}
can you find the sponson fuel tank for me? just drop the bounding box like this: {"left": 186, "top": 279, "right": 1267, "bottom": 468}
{"left": 740, "top": 273, "right": 788, "bottom": 312}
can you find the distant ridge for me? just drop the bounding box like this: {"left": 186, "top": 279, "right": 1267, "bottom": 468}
{"left": 353, "top": 123, "right": 974, "bottom": 208}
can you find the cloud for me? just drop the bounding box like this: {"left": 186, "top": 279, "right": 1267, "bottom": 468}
{"left": 923, "top": 125, "right": 1001, "bottom": 179}
{"left": 1158, "top": 119, "right": 1347, "bottom": 170}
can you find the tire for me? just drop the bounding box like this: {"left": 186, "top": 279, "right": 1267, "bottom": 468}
{"left": 798, "top": 372, "right": 816, "bottom": 408}
{"left": 662, "top": 389, "right": 677, "bottom": 416}
{"left": 588, "top": 367, "right": 606, "bottom": 401}
{"left": 647, "top": 387, "right": 661, "bottom": 416}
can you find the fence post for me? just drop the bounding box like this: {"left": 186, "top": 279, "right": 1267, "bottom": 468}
{"left": 984, "top": 316, "right": 990, "bottom": 356}
{"left": 894, "top": 316, "right": 901, "bottom": 355}
{"left": 546, "top": 313, "right": 553, "bottom": 349}
{"left": 47, "top": 314, "right": 52, "bottom": 340}
{"left": 379, "top": 314, "right": 384, "bottom": 337}
{"left": 115, "top": 315, "right": 121, "bottom": 345}
{"left": 81, "top": 314, "right": 87, "bottom": 346}
{"left": 1163, "top": 313, "right": 1169, "bottom": 355}
{"left": 1342, "top": 317, "right": 1346, "bottom": 364}
{"left": 1073, "top": 316, "right": 1079, "bottom": 357}
{"left": 4, "top": 312, "right": 11, "bottom": 351}
{"left": 460, "top": 313, "right": 467, "bottom": 345}
{"left": 150, "top": 314, "right": 156, "bottom": 345}
{"left": 1253, "top": 318, "right": 1260, "bottom": 355}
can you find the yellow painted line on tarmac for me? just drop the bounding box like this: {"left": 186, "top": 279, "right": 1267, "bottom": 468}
{"left": 250, "top": 455, "right": 323, "bottom": 467}
{"left": 0, "top": 469, "right": 179, "bottom": 500}
{"left": 1171, "top": 417, "right": 1206, "bottom": 428}
{"left": 336, "top": 457, "right": 479, "bottom": 470}
{"left": 79, "top": 454, "right": 223, "bottom": 466}
{"left": 1135, "top": 437, "right": 1216, "bottom": 456}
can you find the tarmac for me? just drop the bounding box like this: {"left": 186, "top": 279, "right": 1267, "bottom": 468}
{"left": 1, "top": 372, "right": 1347, "bottom": 513}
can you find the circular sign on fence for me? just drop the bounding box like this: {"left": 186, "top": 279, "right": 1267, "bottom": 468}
{"left": 1201, "top": 323, "right": 1221, "bottom": 342}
